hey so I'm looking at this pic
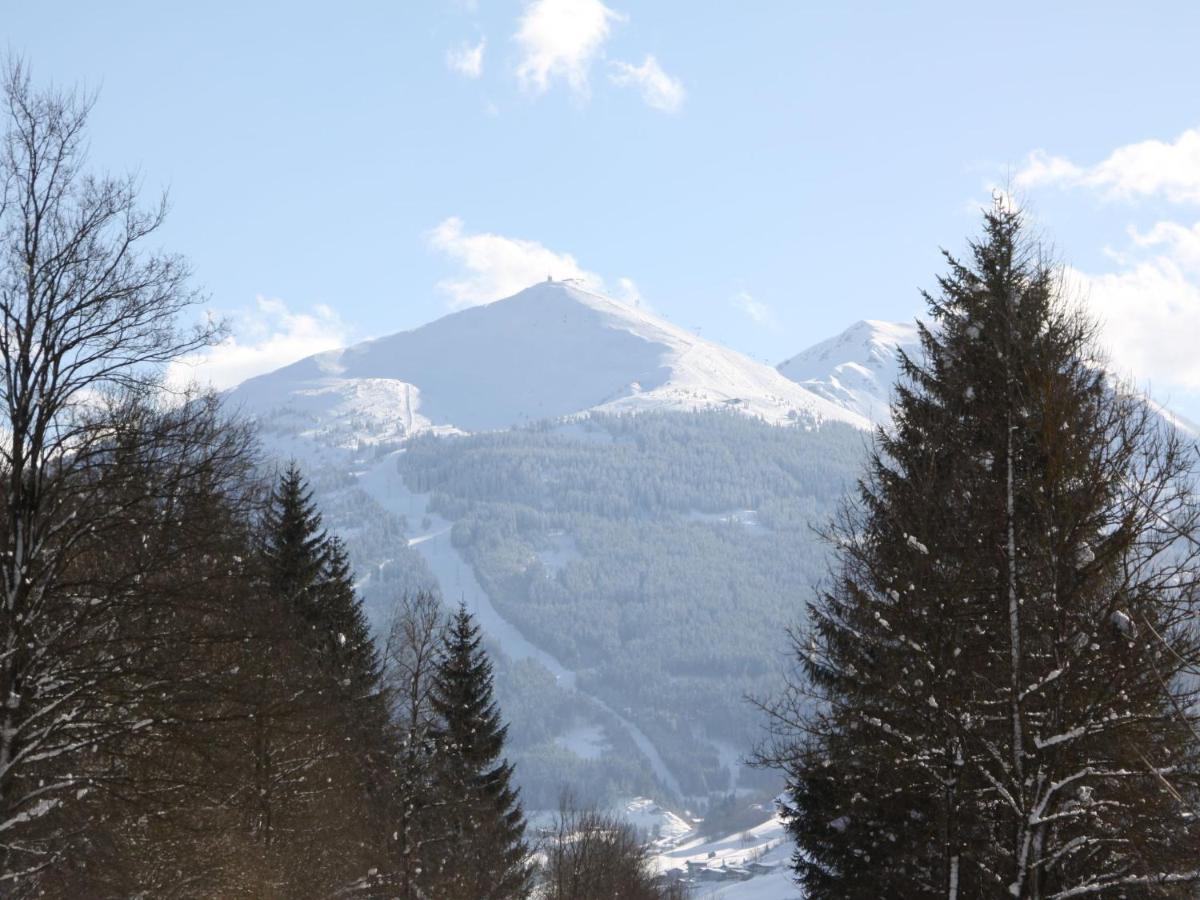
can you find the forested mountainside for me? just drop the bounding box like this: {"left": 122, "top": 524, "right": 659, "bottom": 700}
{"left": 396, "top": 411, "right": 868, "bottom": 804}
{"left": 243, "top": 401, "right": 870, "bottom": 809}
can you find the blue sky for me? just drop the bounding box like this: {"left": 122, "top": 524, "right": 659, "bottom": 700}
{"left": 7, "top": 1, "right": 1200, "bottom": 415}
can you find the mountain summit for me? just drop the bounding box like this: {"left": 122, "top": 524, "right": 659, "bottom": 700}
{"left": 230, "top": 281, "right": 871, "bottom": 442}
{"left": 777, "top": 319, "right": 921, "bottom": 426}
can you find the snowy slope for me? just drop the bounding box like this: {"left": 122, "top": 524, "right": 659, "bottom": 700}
{"left": 777, "top": 319, "right": 921, "bottom": 427}
{"left": 648, "top": 803, "right": 798, "bottom": 899}
{"left": 228, "top": 281, "right": 871, "bottom": 439}
{"left": 780, "top": 319, "right": 1200, "bottom": 441}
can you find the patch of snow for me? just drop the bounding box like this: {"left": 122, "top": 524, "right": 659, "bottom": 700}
{"left": 536, "top": 532, "right": 580, "bottom": 574}
{"left": 650, "top": 806, "right": 798, "bottom": 898}
{"left": 554, "top": 723, "right": 610, "bottom": 761}
{"left": 686, "top": 509, "right": 769, "bottom": 535}
{"left": 906, "top": 534, "right": 929, "bottom": 555}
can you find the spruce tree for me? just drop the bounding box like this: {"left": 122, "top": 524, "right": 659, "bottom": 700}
{"left": 429, "top": 605, "right": 531, "bottom": 899}
{"left": 263, "top": 464, "right": 387, "bottom": 710}
{"left": 248, "top": 464, "right": 392, "bottom": 891}
{"left": 758, "top": 203, "right": 1200, "bottom": 898}
{"left": 262, "top": 463, "right": 331, "bottom": 621}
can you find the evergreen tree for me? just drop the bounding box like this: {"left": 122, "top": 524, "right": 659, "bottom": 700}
{"left": 263, "top": 464, "right": 387, "bottom": 713}
{"left": 262, "top": 463, "right": 331, "bottom": 619}
{"left": 429, "top": 605, "right": 532, "bottom": 899}
{"left": 758, "top": 203, "right": 1200, "bottom": 898}
{"left": 242, "top": 464, "right": 392, "bottom": 893}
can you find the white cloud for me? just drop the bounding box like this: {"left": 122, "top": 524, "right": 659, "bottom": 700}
{"left": 515, "top": 0, "right": 624, "bottom": 97}
{"left": 429, "top": 217, "right": 606, "bottom": 306}
{"left": 446, "top": 38, "right": 486, "bottom": 79}
{"left": 1068, "top": 226, "right": 1200, "bottom": 393}
{"left": 731, "top": 291, "right": 775, "bottom": 326}
{"left": 167, "top": 297, "right": 350, "bottom": 391}
{"left": 609, "top": 55, "right": 685, "bottom": 113}
{"left": 1008, "top": 129, "right": 1200, "bottom": 402}
{"left": 1015, "top": 128, "right": 1200, "bottom": 204}
{"left": 1128, "top": 220, "right": 1200, "bottom": 273}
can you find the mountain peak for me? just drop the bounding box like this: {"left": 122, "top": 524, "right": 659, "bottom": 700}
{"left": 778, "top": 318, "right": 921, "bottom": 426}
{"left": 229, "top": 283, "right": 871, "bottom": 445}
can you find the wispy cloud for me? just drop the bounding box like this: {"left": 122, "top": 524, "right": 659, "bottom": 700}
{"left": 446, "top": 37, "right": 487, "bottom": 79}
{"left": 168, "top": 297, "right": 350, "bottom": 391}
{"left": 515, "top": 0, "right": 625, "bottom": 97}
{"left": 1015, "top": 127, "right": 1200, "bottom": 204}
{"left": 429, "top": 217, "right": 604, "bottom": 306}
{"left": 731, "top": 290, "right": 775, "bottom": 326}
{"left": 614, "top": 276, "right": 646, "bottom": 307}
{"left": 609, "top": 55, "right": 684, "bottom": 113}
{"left": 428, "top": 216, "right": 645, "bottom": 309}
{"left": 1007, "top": 125, "right": 1200, "bottom": 398}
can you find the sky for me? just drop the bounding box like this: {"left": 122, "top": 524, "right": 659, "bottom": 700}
{"left": 6, "top": 1, "right": 1200, "bottom": 417}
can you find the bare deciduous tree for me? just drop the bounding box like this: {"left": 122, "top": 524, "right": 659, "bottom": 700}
{"left": 539, "top": 795, "right": 687, "bottom": 900}
{"left": 0, "top": 59, "right": 221, "bottom": 880}
{"left": 381, "top": 590, "right": 448, "bottom": 898}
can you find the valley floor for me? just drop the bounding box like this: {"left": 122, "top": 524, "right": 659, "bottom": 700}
{"left": 612, "top": 799, "right": 800, "bottom": 898}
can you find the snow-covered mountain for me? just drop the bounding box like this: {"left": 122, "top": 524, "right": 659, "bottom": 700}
{"left": 228, "top": 280, "right": 871, "bottom": 440}
{"left": 779, "top": 320, "right": 1200, "bottom": 440}
{"left": 778, "top": 319, "right": 921, "bottom": 426}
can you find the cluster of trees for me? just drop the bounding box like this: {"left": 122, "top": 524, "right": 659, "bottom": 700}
{"left": 540, "top": 798, "right": 689, "bottom": 900}
{"left": 0, "top": 63, "right": 539, "bottom": 897}
{"left": 399, "top": 410, "right": 865, "bottom": 799}
{"left": 758, "top": 205, "right": 1200, "bottom": 897}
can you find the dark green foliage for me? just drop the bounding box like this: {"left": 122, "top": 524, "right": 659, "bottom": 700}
{"left": 262, "top": 465, "right": 390, "bottom": 755}
{"left": 759, "top": 205, "right": 1200, "bottom": 898}
{"left": 429, "top": 606, "right": 532, "bottom": 899}
{"left": 400, "top": 410, "right": 864, "bottom": 798}
{"left": 262, "top": 464, "right": 329, "bottom": 604}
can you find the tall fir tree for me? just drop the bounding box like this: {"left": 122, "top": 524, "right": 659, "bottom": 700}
{"left": 262, "top": 463, "right": 332, "bottom": 621}
{"left": 758, "top": 203, "right": 1200, "bottom": 898}
{"left": 262, "top": 464, "right": 387, "bottom": 706}
{"left": 429, "top": 605, "right": 532, "bottom": 899}
{"left": 245, "top": 464, "right": 393, "bottom": 893}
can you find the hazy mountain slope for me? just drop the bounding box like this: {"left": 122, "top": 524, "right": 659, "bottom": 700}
{"left": 777, "top": 319, "right": 921, "bottom": 426}
{"left": 229, "top": 281, "right": 870, "bottom": 439}
{"left": 398, "top": 411, "right": 867, "bottom": 804}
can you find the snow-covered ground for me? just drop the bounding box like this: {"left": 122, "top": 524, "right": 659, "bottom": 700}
{"left": 685, "top": 508, "right": 770, "bottom": 536}
{"left": 229, "top": 281, "right": 872, "bottom": 438}
{"left": 530, "top": 797, "right": 798, "bottom": 898}
{"left": 634, "top": 800, "right": 798, "bottom": 899}
{"left": 554, "top": 723, "right": 610, "bottom": 760}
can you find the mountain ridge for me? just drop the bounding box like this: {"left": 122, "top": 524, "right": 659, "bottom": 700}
{"left": 227, "top": 281, "right": 873, "bottom": 440}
